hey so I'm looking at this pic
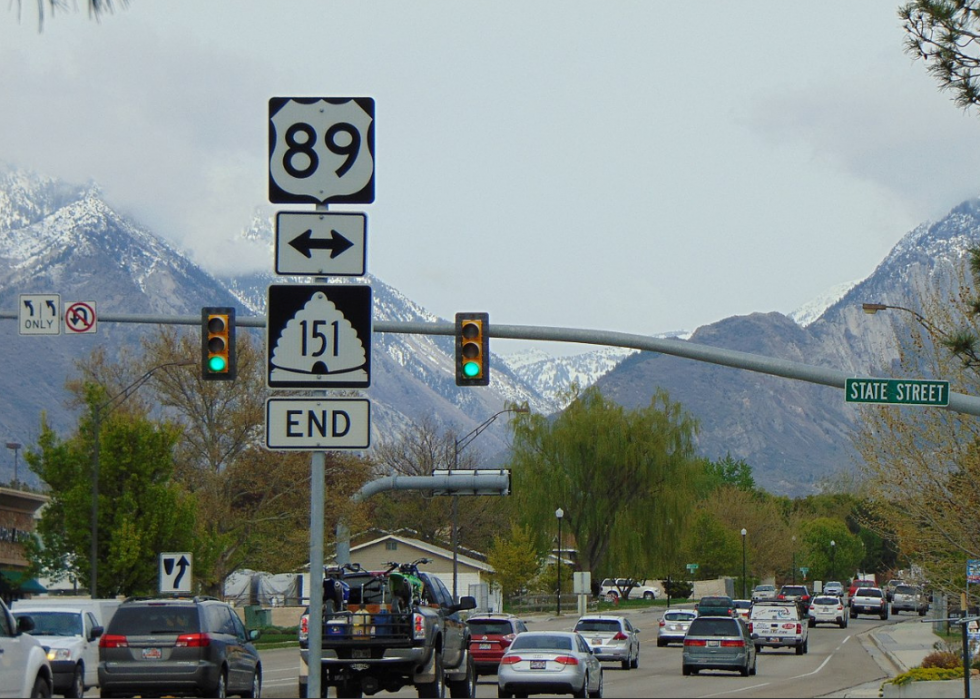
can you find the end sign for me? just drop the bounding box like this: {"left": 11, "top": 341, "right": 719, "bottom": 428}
{"left": 845, "top": 378, "right": 950, "bottom": 406}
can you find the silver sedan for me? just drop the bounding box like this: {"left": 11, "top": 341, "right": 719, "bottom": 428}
{"left": 497, "top": 631, "right": 603, "bottom": 698}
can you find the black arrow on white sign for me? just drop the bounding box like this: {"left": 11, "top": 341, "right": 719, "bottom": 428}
{"left": 289, "top": 229, "right": 354, "bottom": 259}
{"left": 172, "top": 555, "right": 190, "bottom": 588}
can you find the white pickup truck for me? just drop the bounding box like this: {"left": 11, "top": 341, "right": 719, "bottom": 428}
{"left": 748, "top": 601, "right": 809, "bottom": 655}
{"left": 850, "top": 587, "right": 889, "bottom": 620}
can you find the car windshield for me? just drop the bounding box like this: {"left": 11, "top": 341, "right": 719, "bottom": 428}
{"left": 14, "top": 611, "right": 81, "bottom": 636}
{"left": 468, "top": 620, "right": 514, "bottom": 635}
{"left": 510, "top": 634, "right": 573, "bottom": 651}
{"left": 109, "top": 606, "right": 200, "bottom": 635}
{"left": 857, "top": 588, "right": 882, "bottom": 598}
{"left": 813, "top": 597, "right": 839, "bottom": 605}
{"left": 663, "top": 612, "right": 695, "bottom": 622}
{"left": 781, "top": 587, "right": 807, "bottom": 595}
{"left": 574, "top": 619, "right": 622, "bottom": 633}
{"left": 687, "top": 618, "right": 740, "bottom": 637}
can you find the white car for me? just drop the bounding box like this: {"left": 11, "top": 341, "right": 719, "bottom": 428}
{"left": 749, "top": 601, "right": 809, "bottom": 655}
{"left": 573, "top": 615, "right": 640, "bottom": 670}
{"left": 599, "top": 578, "right": 659, "bottom": 601}
{"left": 498, "top": 631, "right": 603, "bottom": 699}
{"left": 751, "top": 584, "right": 776, "bottom": 602}
{"left": 657, "top": 609, "right": 697, "bottom": 647}
{"left": 12, "top": 605, "right": 104, "bottom": 698}
{"left": 807, "top": 595, "right": 849, "bottom": 628}
{"left": 0, "top": 598, "right": 53, "bottom": 698}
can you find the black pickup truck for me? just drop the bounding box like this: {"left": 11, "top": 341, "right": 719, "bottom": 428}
{"left": 299, "top": 561, "right": 477, "bottom": 698}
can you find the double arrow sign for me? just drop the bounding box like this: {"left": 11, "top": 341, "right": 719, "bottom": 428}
{"left": 275, "top": 212, "right": 366, "bottom": 276}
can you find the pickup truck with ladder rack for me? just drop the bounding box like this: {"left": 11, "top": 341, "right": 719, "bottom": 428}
{"left": 299, "top": 560, "right": 477, "bottom": 698}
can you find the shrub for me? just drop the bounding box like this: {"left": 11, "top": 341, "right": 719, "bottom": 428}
{"left": 921, "top": 650, "right": 962, "bottom": 669}
{"left": 665, "top": 580, "right": 693, "bottom": 599}
{"left": 888, "top": 666, "right": 963, "bottom": 686}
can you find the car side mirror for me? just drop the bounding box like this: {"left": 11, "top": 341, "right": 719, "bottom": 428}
{"left": 453, "top": 596, "right": 478, "bottom": 613}
{"left": 90, "top": 625, "right": 104, "bottom": 641}
{"left": 16, "top": 615, "right": 35, "bottom": 634}
{"left": 634, "top": 628, "right": 640, "bottom": 634}
{"left": 249, "top": 629, "right": 262, "bottom": 642}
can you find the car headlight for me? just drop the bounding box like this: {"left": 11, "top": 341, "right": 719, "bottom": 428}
{"left": 47, "top": 648, "right": 72, "bottom": 661}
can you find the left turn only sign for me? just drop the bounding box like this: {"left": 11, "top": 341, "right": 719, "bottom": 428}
{"left": 19, "top": 294, "right": 61, "bottom": 335}
{"left": 159, "top": 552, "right": 193, "bottom": 594}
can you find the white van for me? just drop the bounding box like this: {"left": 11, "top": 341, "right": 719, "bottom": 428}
{"left": 12, "top": 599, "right": 120, "bottom": 698}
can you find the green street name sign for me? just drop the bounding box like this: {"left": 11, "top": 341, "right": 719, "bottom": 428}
{"left": 845, "top": 378, "right": 950, "bottom": 406}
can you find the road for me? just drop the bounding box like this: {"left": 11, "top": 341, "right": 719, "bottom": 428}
{"left": 260, "top": 607, "right": 903, "bottom": 698}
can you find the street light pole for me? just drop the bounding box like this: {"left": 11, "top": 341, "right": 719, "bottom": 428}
{"left": 741, "top": 528, "right": 747, "bottom": 599}
{"left": 831, "top": 540, "right": 837, "bottom": 582}
{"left": 89, "top": 359, "right": 195, "bottom": 598}
{"left": 5, "top": 441, "right": 21, "bottom": 486}
{"left": 556, "top": 507, "right": 564, "bottom": 616}
{"left": 792, "top": 535, "right": 797, "bottom": 585}
{"left": 451, "top": 404, "right": 529, "bottom": 601}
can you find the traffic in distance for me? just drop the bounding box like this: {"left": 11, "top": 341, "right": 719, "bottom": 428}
{"left": 1, "top": 569, "right": 929, "bottom": 698}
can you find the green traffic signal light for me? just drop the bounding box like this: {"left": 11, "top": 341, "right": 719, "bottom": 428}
{"left": 463, "top": 360, "right": 480, "bottom": 378}
{"left": 208, "top": 355, "right": 228, "bottom": 372}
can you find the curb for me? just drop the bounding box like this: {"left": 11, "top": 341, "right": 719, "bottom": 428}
{"left": 866, "top": 625, "right": 909, "bottom": 676}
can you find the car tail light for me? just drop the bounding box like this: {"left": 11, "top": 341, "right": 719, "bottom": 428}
{"left": 500, "top": 656, "right": 522, "bottom": 665}
{"left": 748, "top": 622, "right": 753, "bottom": 633}
{"left": 837, "top": 605, "right": 844, "bottom": 611}
{"left": 612, "top": 632, "right": 628, "bottom": 641}
{"left": 808, "top": 606, "right": 815, "bottom": 612}
{"left": 721, "top": 640, "right": 745, "bottom": 647}
{"left": 777, "top": 594, "right": 785, "bottom": 599}
{"left": 684, "top": 639, "right": 707, "bottom": 647}
{"left": 795, "top": 624, "right": 802, "bottom": 634}
{"left": 300, "top": 615, "right": 308, "bottom": 635}
{"left": 659, "top": 619, "right": 666, "bottom": 627}
{"left": 413, "top": 613, "right": 426, "bottom": 640}
{"left": 99, "top": 634, "right": 128, "bottom": 648}
{"left": 175, "top": 633, "right": 211, "bottom": 648}
{"left": 555, "top": 655, "right": 579, "bottom": 665}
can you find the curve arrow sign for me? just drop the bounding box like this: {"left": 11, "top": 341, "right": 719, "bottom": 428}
{"left": 289, "top": 229, "right": 354, "bottom": 259}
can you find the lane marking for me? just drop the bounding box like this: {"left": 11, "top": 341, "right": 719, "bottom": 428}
{"left": 790, "top": 633, "right": 853, "bottom": 679}
{"left": 699, "top": 682, "right": 771, "bottom": 697}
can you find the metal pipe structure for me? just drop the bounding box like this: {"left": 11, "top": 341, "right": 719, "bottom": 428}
{"left": 556, "top": 507, "right": 564, "bottom": 616}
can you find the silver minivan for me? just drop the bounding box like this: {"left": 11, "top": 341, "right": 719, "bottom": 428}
{"left": 682, "top": 616, "right": 757, "bottom": 677}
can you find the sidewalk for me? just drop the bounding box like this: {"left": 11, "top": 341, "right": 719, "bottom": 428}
{"left": 827, "top": 618, "right": 941, "bottom": 698}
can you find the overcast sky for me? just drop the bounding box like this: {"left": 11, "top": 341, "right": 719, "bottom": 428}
{"left": 4, "top": 1, "right": 980, "bottom": 356}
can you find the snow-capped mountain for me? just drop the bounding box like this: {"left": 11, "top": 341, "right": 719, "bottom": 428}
{"left": 790, "top": 279, "right": 861, "bottom": 328}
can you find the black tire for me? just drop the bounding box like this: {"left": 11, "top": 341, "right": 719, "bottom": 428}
{"left": 448, "top": 654, "right": 476, "bottom": 698}
{"left": 919, "top": 608, "right": 928, "bottom": 617}
{"left": 682, "top": 664, "right": 691, "bottom": 676}
{"left": 755, "top": 645, "right": 762, "bottom": 653}
{"left": 803, "top": 638, "right": 809, "bottom": 654}
{"left": 30, "top": 674, "right": 51, "bottom": 699}
{"left": 631, "top": 651, "right": 639, "bottom": 669}
{"left": 796, "top": 642, "right": 804, "bottom": 656}
{"left": 242, "top": 669, "right": 262, "bottom": 698}
{"left": 496, "top": 690, "right": 512, "bottom": 699}
{"left": 880, "top": 609, "right": 888, "bottom": 620}
{"left": 337, "top": 680, "right": 363, "bottom": 698}
{"left": 573, "top": 673, "right": 588, "bottom": 698}
{"left": 643, "top": 591, "right": 655, "bottom": 600}
{"left": 65, "top": 664, "right": 84, "bottom": 699}
{"left": 657, "top": 638, "right": 666, "bottom": 648}
{"left": 839, "top": 619, "right": 846, "bottom": 629}
{"left": 417, "top": 652, "right": 445, "bottom": 698}
{"left": 740, "top": 663, "right": 750, "bottom": 677}
{"left": 214, "top": 669, "right": 228, "bottom": 699}
{"left": 621, "top": 657, "right": 630, "bottom": 670}
{"left": 750, "top": 656, "right": 757, "bottom": 676}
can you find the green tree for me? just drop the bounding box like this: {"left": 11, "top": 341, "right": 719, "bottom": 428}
{"left": 799, "top": 518, "right": 864, "bottom": 582}
{"left": 701, "top": 454, "right": 757, "bottom": 492}
{"left": 509, "top": 386, "right": 700, "bottom": 578}
{"left": 26, "top": 399, "right": 196, "bottom": 597}
{"left": 679, "top": 510, "right": 740, "bottom": 579}
{"left": 486, "top": 524, "right": 542, "bottom": 598}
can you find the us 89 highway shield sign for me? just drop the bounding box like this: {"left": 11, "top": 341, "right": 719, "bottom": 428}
{"left": 268, "top": 97, "right": 375, "bottom": 205}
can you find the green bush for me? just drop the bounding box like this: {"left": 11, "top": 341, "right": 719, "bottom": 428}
{"left": 887, "top": 667, "right": 963, "bottom": 686}
{"left": 664, "top": 580, "right": 693, "bottom": 599}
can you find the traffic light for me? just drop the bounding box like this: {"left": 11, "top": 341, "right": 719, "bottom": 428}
{"left": 455, "top": 312, "right": 489, "bottom": 386}
{"left": 202, "top": 307, "right": 236, "bottom": 381}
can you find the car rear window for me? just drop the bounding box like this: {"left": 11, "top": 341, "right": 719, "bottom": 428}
{"left": 856, "top": 588, "right": 882, "bottom": 598}
{"left": 751, "top": 605, "right": 800, "bottom": 620}
{"left": 108, "top": 606, "right": 200, "bottom": 635}
{"left": 510, "top": 634, "right": 572, "bottom": 651}
{"left": 813, "top": 597, "right": 839, "bottom": 605}
{"left": 781, "top": 586, "right": 807, "bottom": 595}
{"left": 468, "top": 620, "right": 514, "bottom": 635}
{"left": 663, "top": 612, "right": 695, "bottom": 621}
{"left": 687, "top": 618, "right": 740, "bottom": 637}
{"left": 895, "top": 586, "right": 917, "bottom": 595}
{"left": 700, "top": 597, "right": 732, "bottom": 605}
{"left": 574, "top": 619, "right": 621, "bottom": 633}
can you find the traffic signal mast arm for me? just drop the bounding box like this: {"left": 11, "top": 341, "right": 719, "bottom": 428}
{"left": 7, "top": 310, "right": 980, "bottom": 417}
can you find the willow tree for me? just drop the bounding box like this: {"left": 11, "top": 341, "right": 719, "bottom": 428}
{"left": 509, "top": 386, "right": 700, "bottom": 578}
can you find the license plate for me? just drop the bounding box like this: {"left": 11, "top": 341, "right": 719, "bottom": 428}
{"left": 593, "top": 638, "right": 602, "bottom": 645}
{"left": 351, "top": 649, "right": 371, "bottom": 659}
{"left": 530, "top": 660, "right": 547, "bottom": 670}
{"left": 769, "top": 637, "right": 778, "bottom": 642}
{"left": 707, "top": 640, "right": 720, "bottom": 647}
{"left": 141, "top": 647, "right": 162, "bottom": 660}
{"left": 479, "top": 643, "right": 492, "bottom": 650}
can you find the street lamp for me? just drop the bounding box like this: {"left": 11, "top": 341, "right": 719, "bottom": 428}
{"left": 862, "top": 302, "right": 946, "bottom": 338}
{"left": 556, "top": 507, "right": 564, "bottom": 616}
{"left": 451, "top": 404, "right": 529, "bottom": 600}
{"left": 830, "top": 540, "right": 837, "bottom": 581}
{"left": 741, "top": 528, "right": 747, "bottom": 599}
{"left": 89, "top": 359, "right": 195, "bottom": 598}
{"left": 792, "top": 535, "right": 797, "bottom": 585}
{"left": 5, "top": 441, "right": 22, "bottom": 486}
